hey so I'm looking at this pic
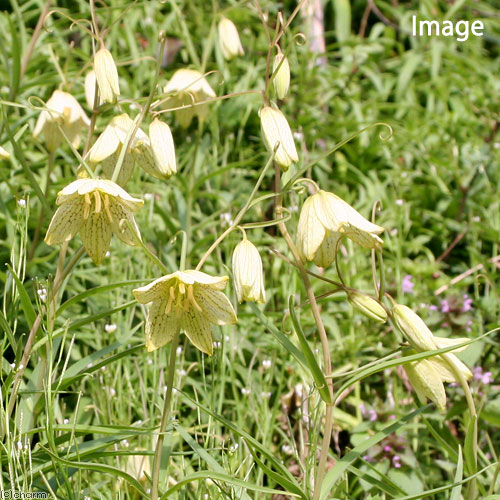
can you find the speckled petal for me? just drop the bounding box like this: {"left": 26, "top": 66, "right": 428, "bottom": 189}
{"left": 133, "top": 276, "right": 175, "bottom": 304}
{"left": 297, "top": 195, "right": 326, "bottom": 261}
{"left": 44, "top": 198, "right": 85, "bottom": 245}
{"left": 193, "top": 286, "right": 237, "bottom": 326}
{"left": 109, "top": 199, "right": 141, "bottom": 245}
{"left": 176, "top": 270, "right": 229, "bottom": 289}
{"left": 180, "top": 306, "right": 214, "bottom": 355}
{"left": 80, "top": 211, "right": 112, "bottom": 265}
{"left": 312, "top": 231, "right": 341, "bottom": 268}
{"left": 144, "top": 297, "right": 180, "bottom": 352}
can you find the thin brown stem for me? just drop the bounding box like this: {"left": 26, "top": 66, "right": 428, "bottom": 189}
{"left": 273, "top": 163, "right": 334, "bottom": 499}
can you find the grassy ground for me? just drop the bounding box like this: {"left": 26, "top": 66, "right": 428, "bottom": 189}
{"left": 1, "top": 0, "right": 499, "bottom": 498}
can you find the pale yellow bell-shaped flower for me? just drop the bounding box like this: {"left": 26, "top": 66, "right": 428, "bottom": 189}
{"left": 393, "top": 304, "right": 472, "bottom": 382}
{"left": 133, "top": 270, "right": 237, "bottom": 354}
{"left": 149, "top": 118, "right": 177, "bottom": 178}
{"left": 45, "top": 178, "right": 143, "bottom": 265}
{"left": 94, "top": 48, "right": 120, "bottom": 104}
{"left": 273, "top": 49, "right": 290, "bottom": 99}
{"left": 0, "top": 146, "right": 10, "bottom": 160}
{"left": 86, "top": 114, "right": 158, "bottom": 186}
{"left": 84, "top": 70, "right": 102, "bottom": 109}
{"left": 297, "top": 190, "right": 384, "bottom": 267}
{"left": 218, "top": 17, "right": 244, "bottom": 60}
{"left": 404, "top": 357, "right": 447, "bottom": 411}
{"left": 164, "top": 69, "right": 216, "bottom": 127}
{"left": 347, "top": 291, "right": 387, "bottom": 323}
{"left": 259, "top": 106, "right": 298, "bottom": 170}
{"left": 232, "top": 238, "right": 266, "bottom": 303}
{"left": 33, "top": 90, "right": 90, "bottom": 152}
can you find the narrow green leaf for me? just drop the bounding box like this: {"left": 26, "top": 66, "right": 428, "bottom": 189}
{"left": 334, "top": 0, "right": 351, "bottom": 43}
{"left": 56, "top": 279, "right": 149, "bottom": 317}
{"left": 464, "top": 415, "right": 477, "bottom": 475}
{"left": 319, "top": 406, "right": 429, "bottom": 500}
{"left": 6, "top": 264, "right": 37, "bottom": 329}
{"left": 450, "top": 445, "right": 463, "bottom": 500}
{"left": 288, "top": 296, "right": 332, "bottom": 404}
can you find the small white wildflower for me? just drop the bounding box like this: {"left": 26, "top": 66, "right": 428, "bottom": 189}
{"left": 18, "top": 364, "right": 24, "bottom": 371}
{"left": 261, "top": 391, "right": 271, "bottom": 399}
{"left": 105, "top": 251, "right": 111, "bottom": 258}
{"left": 121, "top": 439, "right": 129, "bottom": 447}
{"left": 262, "top": 359, "right": 272, "bottom": 370}
{"left": 144, "top": 193, "right": 154, "bottom": 201}
{"left": 282, "top": 444, "right": 294, "bottom": 455}
{"left": 473, "top": 216, "right": 480, "bottom": 222}
{"left": 10, "top": 363, "right": 15, "bottom": 369}
{"left": 163, "top": 385, "right": 168, "bottom": 392}
{"left": 241, "top": 387, "right": 251, "bottom": 395}
{"left": 176, "top": 346, "right": 183, "bottom": 356}
{"left": 395, "top": 199, "right": 403, "bottom": 206}
{"left": 147, "top": 358, "right": 153, "bottom": 365}
{"left": 109, "top": 388, "right": 116, "bottom": 396}
{"left": 17, "top": 441, "right": 23, "bottom": 450}
{"left": 104, "top": 323, "right": 117, "bottom": 333}
{"left": 87, "top": 362, "right": 93, "bottom": 368}
{"left": 63, "top": 418, "right": 69, "bottom": 424}
{"left": 177, "top": 368, "right": 187, "bottom": 377}
{"left": 293, "top": 131, "right": 303, "bottom": 141}
{"left": 100, "top": 366, "right": 106, "bottom": 372}
{"left": 17, "top": 199, "right": 26, "bottom": 207}
{"left": 220, "top": 212, "right": 234, "bottom": 227}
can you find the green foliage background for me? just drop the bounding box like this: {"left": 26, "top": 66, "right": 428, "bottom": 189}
{"left": 0, "top": 0, "right": 499, "bottom": 498}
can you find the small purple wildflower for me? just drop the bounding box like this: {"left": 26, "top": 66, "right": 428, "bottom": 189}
{"left": 473, "top": 366, "right": 483, "bottom": 381}
{"left": 482, "top": 372, "right": 493, "bottom": 384}
{"left": 384, "top": 445, "right": 391, "bottom": 453}
{"left": 392, "top": 455, "right": 402, "bottom": 468}
{"left": 475, "top": 367, "right": 493, "bottom": 384}
{"left": 466, "top": 320, "right": 472, "bottom": 333}
{"left": 402, "top": 275, "right": 414, "bottom": 294}
{"left": 362, "top": 454, "right": 374, "bottom": 462}
{"left": 462, "top": 294, "right": 473, "bottom": 312}
{"left": 369, "top": 409, "right": 378, "bottom": 422}
{"left": 429, "top": 305, "right": 438, "bottom": 311}
{"left": 440, "top": 300, "right": 450, "bottom": 313}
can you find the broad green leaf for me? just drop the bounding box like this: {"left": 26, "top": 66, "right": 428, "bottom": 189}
{"left": 450, "top": 445, "right": 463, "bottom": 500}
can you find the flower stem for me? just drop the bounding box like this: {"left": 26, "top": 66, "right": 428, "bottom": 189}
{"left": 151, "top": 332, "right": 180, "bottom": 500}
{"left": 273, "top": 163, "right": 334, "bottom": 499}
{"left": 195, "top": 152, "right": 275, "bottom": 271}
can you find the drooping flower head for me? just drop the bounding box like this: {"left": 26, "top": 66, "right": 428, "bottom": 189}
{"left": 259, "top": 106, "right": 298, "bottom": 170}
{"left": 163, "top": 69, "right": 216, "bottom": 128}
{"left": 94, "top": 48, "right": 120, "bottom": 104}
{"left": 149, "top": 118, "right": 177, "bottom": 178}
{"left": 86, "top": 114, "right": 162, "bottom": 186}
{"left": 393, "top": 303, "right": 473, "bottom": 411}
{"left": 45, "top": 178, "right": 143, "bottom": 265}
{"left": 218, "top": 17, "right": 244, "bottom": 60}
{"left": 33, "top": 90, "right": 90, "bottom": 152}
{"left": 133, "top": 270, "right": 237, "bottom": 354}
{"left": 232, "top": 238, "right": 266, "bottom": 303}
{"left": 297, "top": 189, "right": 384, "bottom": 267}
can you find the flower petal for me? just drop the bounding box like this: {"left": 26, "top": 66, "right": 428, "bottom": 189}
{"left": 297, "top": 195, "right": 326, "bottom": 261}
{"left": 180, "top": 306, "right": 214, "bottom": 355}
{"left": 434, "top": 337, "right": 470, "bottom": 353}
{"left": 176, "top": 270, "right": 229, "bottom": 290}
{"left": 144, "top": 297, "right": 180, "bottom": 352}
{"left": 87, "top": 124, "right": 121, "bottom": 163}
{"left": 193, "top": 286, "right": 237, "bottom": 326}
{"left": 44, "top": 198, "right": 85, "bottom": 245}
{"left": 101, "top": 150, "right": 136, "bottom": 187}
{"left": 133, "top": 276, "right": 175, "bottom": 304}
{"left": 405, "top": 359, "right": 446, "bottom": 411}
{"left": 312, "top": 231, "right": 341, "bottom": 268}
{"left": 109, "top": 199, "right": 141, "bottom": 245}
{"left": 80, "top": 211, "right": 112, "bottom": 265}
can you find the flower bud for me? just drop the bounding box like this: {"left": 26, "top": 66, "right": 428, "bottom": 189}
{"left": 392, "top": 304, "right": 437, "bottom": 352}
{"left": 273, "top": 49, "right": 290, "bottom": 99}
{"left": 232, "top": 239, "right": 266, "bottom": 303}
{"left": 348, "top": 292, "right": 387, "bottom": 323}
{"left": 84, "top": 70, "right": 101, "bottom": 109}
{"left": 218, "top": 17, "right": 244, "bottom": 60}
{"left": 404, "top": 358, "right": 446, "bottom": 412}
{"left": 94, "top": 48, "right": 120, "bottom": 104}
{"left": 148, "top": 118, "right": 177, "bottom": 178}
{"left": 0, "top": 145, "right": 10, "bottom": 160}
{"left": 259, "top": 106, "right": 298, "bottom": 170}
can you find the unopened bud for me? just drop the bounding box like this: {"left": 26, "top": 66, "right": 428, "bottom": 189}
{"left": 0, "top": 145, "right": 10, "bottom": 160}
{"left": 273, "top": 49, "right": 290, "bottom": 99}
{"left": 259, "top": 106, "right": 298, "bottom": 170}
{"left": 94, "top": 48, "right": 120, "bottom": 104}
{"left": 148, "top": 118, "right": 177, "bottom": 179}
{"left": 232, "top": 239, "right": 266, "bottom": 303}
{"left": 218, "top": 17, "right": 244, "bottom": 60}
{"left": 348, "top": 292, "right": 387, "bottom": 323}
{"left": 393, "top": 304, "right": 437, "bottom": 351}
